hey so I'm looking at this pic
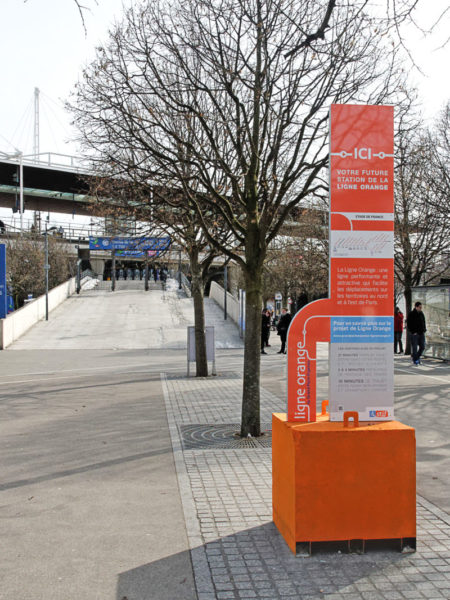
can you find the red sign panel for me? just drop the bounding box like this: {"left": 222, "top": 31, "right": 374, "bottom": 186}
{"left": 287, "top": 105, "right": 394, "bottom": 422}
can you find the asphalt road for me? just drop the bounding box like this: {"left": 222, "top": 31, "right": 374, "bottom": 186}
{"left": 0, "top": 348, "right": 197, "bottom": 600}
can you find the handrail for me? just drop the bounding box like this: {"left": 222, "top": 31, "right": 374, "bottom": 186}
{"left": 0, "top": 216, "right": 104, "bottom": 240}
{"left": 1, "top": 152, "right": 90, "bottom": 173}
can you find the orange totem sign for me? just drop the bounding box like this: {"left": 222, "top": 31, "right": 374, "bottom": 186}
{"left": 287, "top": 104, "right": 394, "bottom": 422}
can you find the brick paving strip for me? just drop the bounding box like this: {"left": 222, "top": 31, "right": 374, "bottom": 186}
{"left": 162, "top": 374, "right": 450, "bottom": 600}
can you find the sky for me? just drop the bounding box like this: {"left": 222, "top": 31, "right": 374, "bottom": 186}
{"left": 0, "top": 0, "right": 449, "bottom": 225}
{"left": 0, "top": 0, "right": 127, "bottom": 158}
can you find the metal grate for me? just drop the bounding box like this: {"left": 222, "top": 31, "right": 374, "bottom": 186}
{"left": 179, "top": 423, "right": 272, "bottom": 450}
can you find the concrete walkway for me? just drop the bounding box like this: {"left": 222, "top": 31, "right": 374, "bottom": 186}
{"left": 0, "top": 280, "right": 449, "bottom": 599}
{"left": 10, "top": 279, "right": 243, "bottom": 351}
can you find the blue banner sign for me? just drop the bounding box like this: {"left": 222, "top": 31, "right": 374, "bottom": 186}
{"left": 330, "top": 316, "right": 393, "bottom": 344}
{"left": 0, "top": 244, "right": 6, "bottom": 319}
{"left": 89, "top": 236, "right": 171, "bottom": 252}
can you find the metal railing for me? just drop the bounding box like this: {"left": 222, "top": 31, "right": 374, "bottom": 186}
{"left": 0, "top": 151, "right": 90, "bottom": 173}
{"left": 0, "top": 215, "right": 104, "bottom": 241}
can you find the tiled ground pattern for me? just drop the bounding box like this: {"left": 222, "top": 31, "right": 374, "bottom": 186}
{"left": 163, "top": 375, "right": 450, "bottom": 600}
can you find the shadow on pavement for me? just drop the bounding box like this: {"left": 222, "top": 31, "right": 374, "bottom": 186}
{"left": 117, "top": 522, "right": 412, "bottom": 600}
{"left": 0, "top": 446, "right": 172, "bottom": 492}
{"left": 117, "top": 549, "right": 197, "bottom": 600}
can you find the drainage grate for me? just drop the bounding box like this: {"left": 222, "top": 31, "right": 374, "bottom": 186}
{"left": 179, "top": 423, "right": 272, "bottom": 450}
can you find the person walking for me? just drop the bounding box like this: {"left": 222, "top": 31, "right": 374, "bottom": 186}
{"left": 261, "top": 309, "right": 271, "bottom": 354}
{"left": 394, "top": 306, "right": 404, "bottom": 354}
{"left": 406, "top": 301, "right": 427, "bottom": 365}
{"left": 266, "top": 309, "right": 274, "bottom": 346}
{"left": 276, "top": 308, "right": 291, "bottom": 354}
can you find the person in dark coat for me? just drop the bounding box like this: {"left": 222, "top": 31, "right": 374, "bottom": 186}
{"left": 406, "top": 301, "right": 426, "bottom": 365}
{"left": 261, "top": 309, "right": 271, "bottom": 354}
{"left": 394, "top": 306, "right": 404, "bottom": 354}
{"left": 276, "top": 308, "right": 292, "bottom": 354}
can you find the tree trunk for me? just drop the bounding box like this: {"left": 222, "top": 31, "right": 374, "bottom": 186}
{"left": 189, "top": 248, "right": 208, "bottom": 376}
{"left": 240, "top": 264, "right": 262, "bottom": 437}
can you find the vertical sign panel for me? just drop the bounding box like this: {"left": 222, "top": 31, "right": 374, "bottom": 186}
{"left": 287, "top": 105, "right": 394, "bottom": 422}
{"left": 328, "top": 104, "right": 394, "bottom": 421}
{"left": 0, "top": 244, "right": 6, "bottom": 319}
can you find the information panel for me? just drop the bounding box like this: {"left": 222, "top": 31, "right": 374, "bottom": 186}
{"left": 287, "top": 104, "right": 394, "bottom": 422}
{"left": 89, "top": 236, "right": 171, "bottom": 251}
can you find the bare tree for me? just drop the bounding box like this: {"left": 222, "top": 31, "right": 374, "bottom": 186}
{"left": 263, "top": 209, "right": 328, "bottom": 308}
{"left": 72, "top": 0, "right": 421, "bottom": 436}
{"left": 428, "top": 101, "right": 450, "bottom": 210}
{"left": 6, "top": 234, "right": 75, "bottom": 308}
{"left": 394, "top": 108, "right": 450, "bottom": 331}
{"left": 24, "top": 0, "right": 97, "bottom": 33}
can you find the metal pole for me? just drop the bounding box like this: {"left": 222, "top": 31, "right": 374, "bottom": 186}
{"left": 19, "top": 154, "right": 24, "bottom": 231}
{"left": 44, "top": 221, "right": 49, "bottom": 320}
{"left": 76, "top": 258, "right": 81, "bottom": 294}
{"left": 33, "top": 87, "right": 40, "bottom": 160}
{"left": 178, "top": 248, "right": 182, "bottom": 290}
{"left": 224, "top": 265, "right": 228, "bottom": 320}
{"left": 144, "top": 261, "right": 149, "bottom": 291}
{"left": 111, "top": 250, "right": 116, "bottom": 292}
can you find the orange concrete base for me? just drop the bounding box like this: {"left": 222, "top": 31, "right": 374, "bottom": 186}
{"left": 272, "top": 413, "right": 416, "bottom": 554}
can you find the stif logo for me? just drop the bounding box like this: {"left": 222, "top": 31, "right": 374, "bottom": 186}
{"left": 331, "top": 148, "right": 394, "bottom": 160}
{"left": 369, "top": 410, "right": 389, "bottom": 418}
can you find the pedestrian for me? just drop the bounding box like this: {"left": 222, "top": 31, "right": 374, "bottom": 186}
{"left": 261, "top": 309, "right": 271, "bottom": 354}
{"left": 266, "top": 309, "right": 274, "bottom": 346}
{"left": 276, "top": 308, "right": 292, "bottom": 354}
{"left": 406, "top": 301, "right": 426, "bottom": 365}
{"left": 394, "top": 306, "right": 404, "bottom": 354}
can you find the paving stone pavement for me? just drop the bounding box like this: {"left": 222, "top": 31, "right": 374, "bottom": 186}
{"left": 162, "top": 374, "right": 450, "bottom": 600}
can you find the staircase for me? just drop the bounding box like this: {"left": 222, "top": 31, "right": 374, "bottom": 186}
{"left": 95, "top": 280, "right": 164, "bottom": 291}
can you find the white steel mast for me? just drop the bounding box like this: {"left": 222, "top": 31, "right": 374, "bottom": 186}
{"left": 33, "top": 87, "right": 40, "bottom": 229}
{"left": 33, "top": 87, "right": 40, "bottom": 160}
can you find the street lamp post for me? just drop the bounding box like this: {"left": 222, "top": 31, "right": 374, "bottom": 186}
{"left": 178, "top": 248, "right": 182, "bottom": 290}
{"left": 19, "top": 153, "right": 24, "bottom": 231}
{"left": 111, "top": 250, "right": 116, "bottom": 292}
{"left": 44, "top": 219, "right": 50, "bottom": 320}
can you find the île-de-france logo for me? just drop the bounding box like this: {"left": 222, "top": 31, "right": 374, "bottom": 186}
{"left": 331, "top": 147, "right": 394, "bottom": 160}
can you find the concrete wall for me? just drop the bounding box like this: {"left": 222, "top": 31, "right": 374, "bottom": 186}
{"left": 0, "top": 277, "right": 77, "bottom": 349}
{"left": 209, "top": 281, "right": 239, "bottom": 324}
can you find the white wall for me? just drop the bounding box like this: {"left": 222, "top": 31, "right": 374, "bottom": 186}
{"left": 0, "top": 277, "right": 77, "bottom": 349}
{"left": 209, "top": 281, "right": 239, "bottom": 324}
